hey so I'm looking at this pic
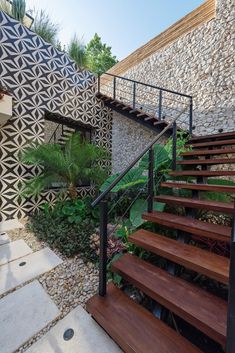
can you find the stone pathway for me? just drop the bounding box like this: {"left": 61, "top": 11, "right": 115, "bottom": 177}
{"left": 0, "top": 219, "right": 123, "bottom": 353}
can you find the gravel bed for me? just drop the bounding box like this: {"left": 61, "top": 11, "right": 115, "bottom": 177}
{"left": 6, "top": 220, "right": 99, "bottom": 353}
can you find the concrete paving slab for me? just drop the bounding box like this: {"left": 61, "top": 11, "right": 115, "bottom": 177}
{"left": 0, "top": 232, "right": 10, "bottom": 246}
{"left": 0, "top": 239, "right": 33, "bottom": 266}
{"left": 0, "top": 280, "right": 60, "bottom": 353}
{"left": 0, "top": 219, "right": 24, "bottom": 232}
{"left": 25, "top": 305, "right": 123, "bottom": 353}
{"left": 0, "top": 247, "right": 63, "bottom": 296}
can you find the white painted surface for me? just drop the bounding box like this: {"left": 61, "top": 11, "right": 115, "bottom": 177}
{"left": 0, "top": 239, "right": 33, "bottom": 266}
{"left": 0, "top": 219, "right": 24, "bottom": 232}
{"left": 26, "top": 305, "right": 123, "bottom": 353}
{"left": 0, "top": 280, "right": 60, "bottom": 353}
{"left": 0, "top": 232, "right": 10, "bottom": 246}
{"left": 0, "top": 247, "right": 62, "bottom": 295}
{"left": 0, "top": 93, "right": 12, "bottom": 125}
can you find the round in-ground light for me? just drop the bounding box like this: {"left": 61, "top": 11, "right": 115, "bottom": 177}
{"left": 19, "top": 261, "right": 26, "bottom": 267}
{"left": 63, "top": 328, "right": 74, "bottom": 341}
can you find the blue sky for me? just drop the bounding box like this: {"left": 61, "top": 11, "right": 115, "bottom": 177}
{"left": 27, "top": 0, "right": 205, "bottom": 60}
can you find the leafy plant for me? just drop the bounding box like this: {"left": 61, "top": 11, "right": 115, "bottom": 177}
{"left": 11, "top": 0, "right": 26, "bottom": 23}
{"left": 85, "top": 33, "right": 118, "bottom": 75}
{"left": 129, "top": 199, "right": 165, "bottom": 228}
{"left": 32, "top": 10, "right": 59, "bottom": 45}
{"left": 21, "top": 132, "right": 110, "bottom": 200}
{"left": 68, "top": 35, "right": 87, "bottom": 69}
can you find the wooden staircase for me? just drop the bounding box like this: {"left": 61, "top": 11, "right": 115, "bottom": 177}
{"left": 87, "top": 131, "right": 235, "bottom": 353}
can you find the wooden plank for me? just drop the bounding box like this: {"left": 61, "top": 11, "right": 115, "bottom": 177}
{"left": 112, "top": 253, "right": 227, "bottom": 346}
{"left": 161, "top": 181, "right": 235, "bottom": 193}
{"left": 187, "top": 139, "right": 235, "bottom": 148}
{"left": 169, "top": 170, "right": 235, "bottom": 177}
{"left": 189, "top": 131, "right": 235, "bottom": 143}
{"left": 181, "top": 148, "right": 235, "bottom": 156}
{"left": 87, "top": 283, "right": 203, "bottom": 353}
{"left": 129, "top": 229, "right": 229, "bottom": 284}
{"left": 103, "top": 0, "right": 216, "bottom": 78}
{"left": 177, "top": 158, "right": 235, "bottom": 165}
{"left": 142, "top": 211, "right": 231, "bottom": 242}
{"left": 155, "top": 195, "right": 234, "bottom": 213}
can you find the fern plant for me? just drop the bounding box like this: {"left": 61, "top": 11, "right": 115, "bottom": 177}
{"left": 21, "top": 132, "right": 110, "bottom": 200}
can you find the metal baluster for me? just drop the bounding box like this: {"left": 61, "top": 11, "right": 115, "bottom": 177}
{"left": 147, "top": 147, "right": 154, "bottom": 213}
{"left": 99, "top": 199, "right": 108, "bottom": 296}
{"left": 133, "top": 82, "right": 136, "bottom": 109}
{"left": 113, "top": 77, "right": 116, "bottom": 100}
{"left": 189, "top": 97, "right": 193, "bottom": 135}
{"left": 226, "top": 198, "right": 235, "bottom": 353}
{"left": 172, "top": 121, "right": 177, "bottom": 171}
{"left": 158, "top": 90, "right": 163, "bottom": 121}
{"left": 97, "top": 75, "right": 100, "bottom": 93}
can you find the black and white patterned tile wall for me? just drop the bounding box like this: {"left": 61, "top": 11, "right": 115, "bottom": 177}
{"left": 0, "top": 11, "right": 112, "bottom": 221}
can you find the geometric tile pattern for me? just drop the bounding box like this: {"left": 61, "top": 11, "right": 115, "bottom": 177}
{"left": 0, "top": 12, "right": 112, "bottom": 220}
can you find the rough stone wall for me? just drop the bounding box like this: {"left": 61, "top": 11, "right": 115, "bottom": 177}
{"left": 109, "top": 0, "right": 235, "bottom": 136}
{"left": 112, "top": 112, "right": 167, "bottom": 173}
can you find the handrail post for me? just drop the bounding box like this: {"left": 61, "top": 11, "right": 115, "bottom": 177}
{"left": 158, "top": 90, "right": 162, "bottom": 121}
{"left": 99, "top": 199, "right": 108, "bottom": 296}
{"left": 133, "top": 82, "right": 136, "bottom": 109}
{"left": 113, "top": 76, "right": 116, "bottom": 100}
{"left": 97, "top": 75, "right": 100, "bottom": 93}
{"left": 226, "top": 198, "right": 235, "bottom": 353}
{"left": 172, "top": 121, "right": 177, "bottom": 171}
{"left": 147, "top": 147, "right": 154, "bottom": 213}
{"left": 189, "top": 97, "right": 193, "bottom": 135}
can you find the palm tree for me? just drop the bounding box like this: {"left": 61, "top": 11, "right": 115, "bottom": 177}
{"left": 32, "top": 10, "right": 59, "bottom": 45}
{"left": 68, "top": 35, "right": 87, "bottom": 70}
{"left": 21, "top": 132, "right": 110, "bottom": 200}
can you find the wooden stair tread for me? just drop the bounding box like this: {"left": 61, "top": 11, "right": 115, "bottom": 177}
{"left": 181, "top": 147, "right": 235, "bottom": 156}
{"left": 161, "top": 181, "right": 235, "bottom": 193}
{"left": 112, "top": 253, "right": 227, "bottom": 345}
{"left": 155, "top": 195, "right": 234, "bottom": 213}
{"left": 142, "top": 211, "right": 231, "bottom": 242}
{"left": 129, "top": 229, "right": 229, "bottom": 284}
{"left": 189, "top": 131, "right": 235, "bottom": 143}
{"left": 177, "top": 158, "right": 235, "bottom": 165}
{"left": 87, "top": 283, "right": 203, "bottom": 353}
{"left": 169, "top": 170, "right": 235, "bottom": 177}
{"left": 187, "top": 139, "right": 235, "bottom": 148}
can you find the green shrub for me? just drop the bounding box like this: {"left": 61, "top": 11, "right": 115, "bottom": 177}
{"left": 27, "top": 197, "right": 99, "bottom": 261}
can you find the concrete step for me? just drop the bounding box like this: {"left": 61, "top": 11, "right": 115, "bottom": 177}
{"left": 0, "top": 239, "right": 33, "bottom": 266}
{"left": 25, "top": 306, "right": 123, "bottom": 353}
{"left": 0, "top": 247, "right": 62, "bottom": 296}
{"left": 0, "top": 280, "right": 60, "bottom": 353}
{"left": 0, "top": 219, "right": 24, "bottom": 232}
{"left": 0, "top": 232, "right": 10, "bottom": 246}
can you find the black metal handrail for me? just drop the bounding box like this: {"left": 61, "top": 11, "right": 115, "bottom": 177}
{"left": 98, "top": 73, "right": 193, "bottom": 133}
{"left": 92, "top": 104, "right": 189, "bottom": 296}
{"left": 101, "top": 73, "right": 193, "bottom": 99}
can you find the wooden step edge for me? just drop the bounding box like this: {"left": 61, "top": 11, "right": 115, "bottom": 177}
{"left": 169, "top": 170, "right": 235, "bottom": 177}
{"left": 87, "top": 283, "right": 203, "bottom": 353}
{"left": 181, "top": 148, "right": 235, "bottom": 156}
{"left": 161, "top": 181, "right": 235, "bottom": 193}
{"left": 128, "top": 229, "right": 230, "bottom": 284}
{"left": 189, "top": 131, "right": 235, "bottom": 143}
{"left": 186, "top": 139, "right": 235, "bottom": 148}
{"left": 155, "top": 195, "right": 234, "bottom": 213}
{"left": 142, "top": 211, "right": 231, "bottom": 242}
{"left": 112, "top": 253, "right": 227, "bottom": 346}
{"left": 177, "top": 158, "right": 235, "bottom": 165}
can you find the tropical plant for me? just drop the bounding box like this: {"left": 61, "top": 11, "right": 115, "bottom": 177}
{"left": 21, "top": 132, "right": 110, "bottom": 200}
{"left": 85, "top": 33, "right": 118, "bottom": 75}
{"left": 11, "top": 0, "right": 26, "bottom": 23}
{"left": 32, "top": 10, "right": 59, "bottom": 45}
{"left": 67, "top": 35, "right": 87, "bottom": 69}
